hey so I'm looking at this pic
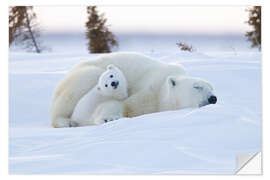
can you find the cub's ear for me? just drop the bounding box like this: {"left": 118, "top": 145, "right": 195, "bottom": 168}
{"left": 167, "top": 76, "right": 176, "bottom": 87}
{"left": 107, "top": 64, "right": 115, "bottom": 70}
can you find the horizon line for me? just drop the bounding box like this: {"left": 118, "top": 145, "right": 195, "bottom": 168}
{"left": 40, "top": 31, "right": 247, "bottom": 36}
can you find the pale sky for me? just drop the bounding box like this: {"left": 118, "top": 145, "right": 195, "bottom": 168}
{"left": 34, "top": 6, "right": 251, "bottom": 34}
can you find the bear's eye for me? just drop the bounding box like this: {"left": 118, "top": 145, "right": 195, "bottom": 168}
{"left": 105, "top": 84, "right": 108, "bottom": 87}
{"left": 194, "top": 86, "right": 203, "bottom": 90}
{"left": 110, "top": 75, "right": 113, "bottom": 78}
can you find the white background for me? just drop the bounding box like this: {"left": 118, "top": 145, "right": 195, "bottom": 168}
{"left": 1, "top": 0, "right": 269, "bottom": 179}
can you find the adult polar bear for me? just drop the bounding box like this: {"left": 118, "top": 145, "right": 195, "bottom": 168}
{"left": 51, "top": 52, "right": 216, "bottom": 128}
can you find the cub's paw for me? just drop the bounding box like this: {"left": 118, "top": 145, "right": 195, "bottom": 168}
{"left": 103, "top": 115, "right": 122, "bottom": 123}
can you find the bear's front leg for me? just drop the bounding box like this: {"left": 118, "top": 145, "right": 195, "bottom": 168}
{"left": 92, "top": 100, "right": 125, "bottom": 125}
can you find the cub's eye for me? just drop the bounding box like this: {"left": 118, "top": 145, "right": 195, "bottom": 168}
{"left": 110, "top": 75, "right": 113, "bottom": 78}
{"left": 194, "top": 86, "right": 203, "bottom": 90}
{"left": 105, "top": 84, "right": 108, "bottom": 87}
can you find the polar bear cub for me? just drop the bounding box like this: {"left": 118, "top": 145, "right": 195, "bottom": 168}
{"left": 71, "top": 64, "right": 128, "bottom": 126}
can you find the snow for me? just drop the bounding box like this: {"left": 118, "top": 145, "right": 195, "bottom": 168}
{"left": 9, "top": 33, "right": 261, "bottom": 174}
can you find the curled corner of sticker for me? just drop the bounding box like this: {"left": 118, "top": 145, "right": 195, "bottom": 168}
{"left": 235, "top": 152, "right": 262, "bottom": 175}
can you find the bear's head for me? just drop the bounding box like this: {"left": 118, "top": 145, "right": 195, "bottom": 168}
{"left": 97, "top": 64, "right": 128, "bottom": 100}
{"left": 160, "top": 76, "right": 217, "bottom": 110}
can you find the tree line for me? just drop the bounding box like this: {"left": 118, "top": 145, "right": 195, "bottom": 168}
{"left": 9, "top": 6, "right": 118, "bottom": 53}
{"left": 9, "top": 6, "right": 261, "bottom": 54}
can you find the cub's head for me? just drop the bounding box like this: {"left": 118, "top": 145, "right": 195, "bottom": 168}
{"left": 97, "top": 64, "right": 128, "bottom": 100}
{"left": 161, "top": 76, "right": 217, "bottom": 110}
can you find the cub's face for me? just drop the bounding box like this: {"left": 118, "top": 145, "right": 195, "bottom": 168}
{"left": 97, "top": 64, "right": 128, "bottom": 100}
{"left": 166, "top": 76, "right": 217, "bottom": 109}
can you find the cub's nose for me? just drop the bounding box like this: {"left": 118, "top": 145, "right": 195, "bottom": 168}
{"left": 111, "top": 81, "right": 119, "bottom": 89}
{"left": 208, "top": 95, "right": 217, "bottom": 104}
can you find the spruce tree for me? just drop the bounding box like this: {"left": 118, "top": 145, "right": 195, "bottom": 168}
{"left": 85, "top": 6, "right": 118, "bottom": 53}
{"left": 9, "top": 7, "right": 25, "bottom": 45}
{"left": 9, "top": 6, "right": 42, "bottom": 53}
{"left": 246, "top": 6, "right": 261, "bottom": 50}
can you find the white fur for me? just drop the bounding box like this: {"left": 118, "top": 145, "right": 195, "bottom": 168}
{"left": 97, "top": 64, "right": 128, "bottom": 100}
{"left": 50, "top": 52, "right": 215, "bottom": 128}
{"left": 91, "top": 100, "right": 126, "bottom": 125}
{"left": 70, "top": 64, "right": 128, "bottom": 126}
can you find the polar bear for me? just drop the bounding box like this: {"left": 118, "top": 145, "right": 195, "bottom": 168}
{"left": 84, "top": 76, "right": 216, "bottom": 126}
{"left": 50, "top": 52, "right": 217, "bottom": 128}
{"left": 70, "top": 64, "right": 128, "bottom": 126}
{"left": 158, "top": 76, "right": 217, "bottom": 111}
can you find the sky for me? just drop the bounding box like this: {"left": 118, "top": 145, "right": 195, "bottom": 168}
{"left": 34, "top": 6, "right": 251, "bottom": 35}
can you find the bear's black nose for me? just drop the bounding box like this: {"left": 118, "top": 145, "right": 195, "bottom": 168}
{"left": 111, "top": 81, "right": 119, "bottom": 89}
{"left": 208, "top": 95, "right": 217, "bottom": 104}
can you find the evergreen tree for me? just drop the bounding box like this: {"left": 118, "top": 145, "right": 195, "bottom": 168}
{"left": 9, "top": 6, "right": 42, "bottom": 53}
{"left": 246, "top": 6, "right": 261, "bottom": 50}
{"left": 85, "top": 6, "right": 118, "bottom": 53}
{"left": 9, "top": 7, "right": 25, "bottom": 45}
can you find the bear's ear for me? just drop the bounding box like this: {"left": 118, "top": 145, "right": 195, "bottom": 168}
{"left": 167, "top": 76, "right": 176, "bottom": 87}
{"left": 97, "top": 86, "right": 101, "bottom": 91}
{"left": 107, "top": 64, "right": 115, "bottom": 70}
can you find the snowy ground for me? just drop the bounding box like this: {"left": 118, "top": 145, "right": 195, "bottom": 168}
{"left": 9, "top": 33, "right": 261, "bottom": 174}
